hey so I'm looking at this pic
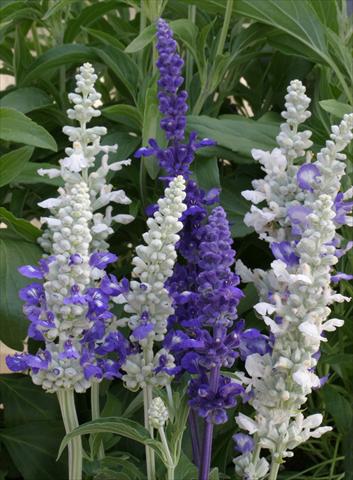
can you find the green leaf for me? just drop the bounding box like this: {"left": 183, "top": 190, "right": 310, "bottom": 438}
{"left": 9, "top": 162, "right": 63, "bottom": 186}
{"left": 0, "top": 108, "right": 57, "bottom": 151}
{"left": 220, "top": 174, "right": 254, "bottom": 238}
{"left": 187, "top": 115, "right": 278, "bottom": 158}
{"left": 174, "top": 452, "right": 198, "bottom": 480}
{"left": 21, "top": 44, "right": 98, "bottom": 85}
{"left": 124, "top": 24, "right": 156, "bottom": 53}
{"left": 0, "top": 207, "right": 41, "bottom": 241}
{"left": 235, "top": 0, "right": 329, "bottom": 64}
{"left": 0, "top": 421, "right": 67, "bottom": 480}
{"left": 0, "top": 374, "right": 61, "bottom": 426}
{"left": 141, "top": 82, "right": 165, "bottom": 179}
{"left": 322, "top": 385, "right": 353, "bottom": 434}
{"left": 64, "top": 0, "right": 121, "bottom": 43}
{"left": 94, "top": 46, "right": 139, "bottom": 101}
{"left": 102, "top": 105, "right": 142, "bottom": 132}
{"left": 191, "top": 157, "right": 220, "bottom": 191}
{"left": 0, "top": 229, "right": 42, "bottom": 349}
{"left": 58, "top": 417, "right": 165, "bottom": 462}
{"left": 319, "top": 100, "right": 353, "bottom": 118}
{"left": 83, "top": 27, "right": 125, "bottom": 50}
{"left": 0, "top": 87, "right": 51, "bottom": 114}
{"left": 0, "top": 146, "right": 33, "bottom": 187}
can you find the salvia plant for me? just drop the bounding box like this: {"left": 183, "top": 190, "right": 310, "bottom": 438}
{"left": 1, "top": 3, "right": 353, "bottom": 480}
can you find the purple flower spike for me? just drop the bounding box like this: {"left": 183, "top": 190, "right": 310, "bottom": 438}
{"left": 233, "top": 433, "right": 255, "bottom": 454}
{"left": 297, "top": 163, "right": 321, "bottom": 191}
{"left": 271, "top": 241, "right": 299, "bottom": 267}
{"left": 89, "top": 252, "right": 118, "bottom": 269}
{"left": 331, "top": 272, "right": 353, "bottom": 283}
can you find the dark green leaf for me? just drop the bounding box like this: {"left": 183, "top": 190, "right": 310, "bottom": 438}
{"left": 0, "top": 374, "right": 61, "bottom": 426}
{"left": 0, "top": 229, "right": 42, "bottom": 349}
{"left": 319, "top": 100, "right": 353, "bottom": 118}
{"left": 64, "top": 0, "right": 121, "bottom": 43}
{"left": 125, "top": 24, "right": 156, "bottom": 53}
{"left": 0, "top": 207, "right": 41, "bottom": 241}
{"left": 191, "top": 157, "right": 220, "bottom": 191}
{"left": 83, "top": 27, "right": 125, "bottom": 50}
{"left": 58, "top": 417, "right": 165, "bottom": 462}
{"left": 322, "top": 385, "right": 353, "bottom": 434}
{"left": 0, "top": 108, "right": 57, "bottom": 151}
{"left": 21, "top": 44, "right": 98, "bottom": 85}
{"left": 0, "top": 146, "right": 33, "bottom": 187}
{"left": 9, "top": 162, "right": 63, "bottom": 186}
{"left": 0, "top": 87, "right": 51, "bottom": 113}
{"left": 102, "top": 105, "right": 142, "bottom": 132}
{"left": 94, "top": 46, "right": 139, "bottom": 101}
{"left": 187, "top": 115, "right": 278, "bottom": 157}
{"left": 0, "top": 421, "right": 67, "bottom": 480}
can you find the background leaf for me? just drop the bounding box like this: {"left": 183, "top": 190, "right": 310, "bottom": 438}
{"left": 0, "top": 108, "right": 57, "bottom": 151}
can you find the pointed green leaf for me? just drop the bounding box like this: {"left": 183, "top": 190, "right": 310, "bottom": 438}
{"left": 319, "top": 100, "right": 353, "bottom": 118}
{"left": 102, "top": 105, "right": 142, "bottom": 132}
{"left": 0, "top": 146, "right": 33, "bottom": 187}
{"left": 21, "top": 44, "right": 98, "bottom": 85}
{"left": 0, "top": 108, "right": 57, "bottom": 151}
{"left": 0, "top": 229, "right": 42, "bottom": 349}
{"left": 0, "top": 207, "right": 41, "bottom": 241}
{"left": 58, "top": 417, "right": 165, "bottom": 462}
{"left": 125, "top": 24, "right": 156, "bottom": 53}
{"left": 0, "top": 87, "right": 51, "bottom": 114}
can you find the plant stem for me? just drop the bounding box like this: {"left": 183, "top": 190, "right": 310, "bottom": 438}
{"left": 159, "top": 426, "right": 174, "bottom": 480}
{"left": 189, "top": 409, "right": 201, "bottom": 467}
{"left": 199, "top": 367, "right": 220, "bottom": 480}
{"left": 143, "top": 384, "right": 156, "bottom": 480}
{"left": 91, "top": 382, "right": 105, "bottom": 460}
{"left": 216, "top": 0, "right": 234, "bottom": 57}
{"left": 269, "top": 459, "right": 280, "bottom": 480}
{"left": 186, "top": 5, "right": 196, "bottom": 90}
{"left": 143, "top": 343, "right": 155, "bottom": 480}
{"left": 57, "top": 389, "right": 82, "bottom": 480}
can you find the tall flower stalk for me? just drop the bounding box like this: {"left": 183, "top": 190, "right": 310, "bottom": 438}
{"left": 137, "top": 18, "right": 268, "bottom": 480}
{"left": 120, "top": 175, "right": 187, "bottom": 480}
{"left": 233, "top": 81, "right": 353, "bottom": 479}
{"left": 6, "top": 63, "right": 134, "bottom": 480}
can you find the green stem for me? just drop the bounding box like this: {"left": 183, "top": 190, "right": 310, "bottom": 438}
{"left": 268, "top": 458, "right": 280, "bottom": 480}
{"left": 139, "top": 0, "right": 146, "bottom": 71}
{"left": 186, "top": 5, "right": 196, "bottom": 90}
{"left": 57, "top": 389, "right": 82, "bottom": 480}
{"left": 192, "top": 87, "right": 209, "bottom": 115}
{"left": 91, "top": 382, "right": 105, "bottom": 460}
{"left": 159, "top": 426, "right": 174, "bottom": 480}
{"left": 143, "top": 384, "right": 156, "bottom": 480}
{"left": 216, "top": 0, "right": 234, "bottom": 57}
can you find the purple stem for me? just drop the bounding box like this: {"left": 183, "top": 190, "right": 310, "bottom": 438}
{"left": 199, "top": 366, "right": 220, "bottom": 480}
{"left": 189, "top": 409, "right": 201, "bottom": 467}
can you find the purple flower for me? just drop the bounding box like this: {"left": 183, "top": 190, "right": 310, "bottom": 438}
{"left": 233, "top": 433, "right": 255, "bottom": 454}
{"left": 6, "top": 353, "right": 29, "bottom": 371}
{"left": 331, "top": 272, "right": 353, "bottom": 283}
{"left": 287, "top": 205, "right": 312, "bottom": 236}
{"left": 68, "top": 254, "right": 82, "bottom": 265}
{"left": 132, "top": 311, "right": 154, "bottom": 340}
{"left": 59, "top": 341, "right": 80, "bottom": 360}
{"left": 297, "top": 164, "right": 321, "bottom": 191}
{"left": 333, "top": 192, "right": 353, "bottom": 225}
{"left": 89, "top": 252, "right": 118, "bottom": 269}
{"left": 271, "top": 241, "right": 299, "bottom": 267}
{"left": 19, "top": 283, "right": 44, "bottom": 305}
{"left": 100, "top": 274, "right": 129, "bottom": 296}
{"left": 18, "top": 257, "right": 55, "bottom": 279}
